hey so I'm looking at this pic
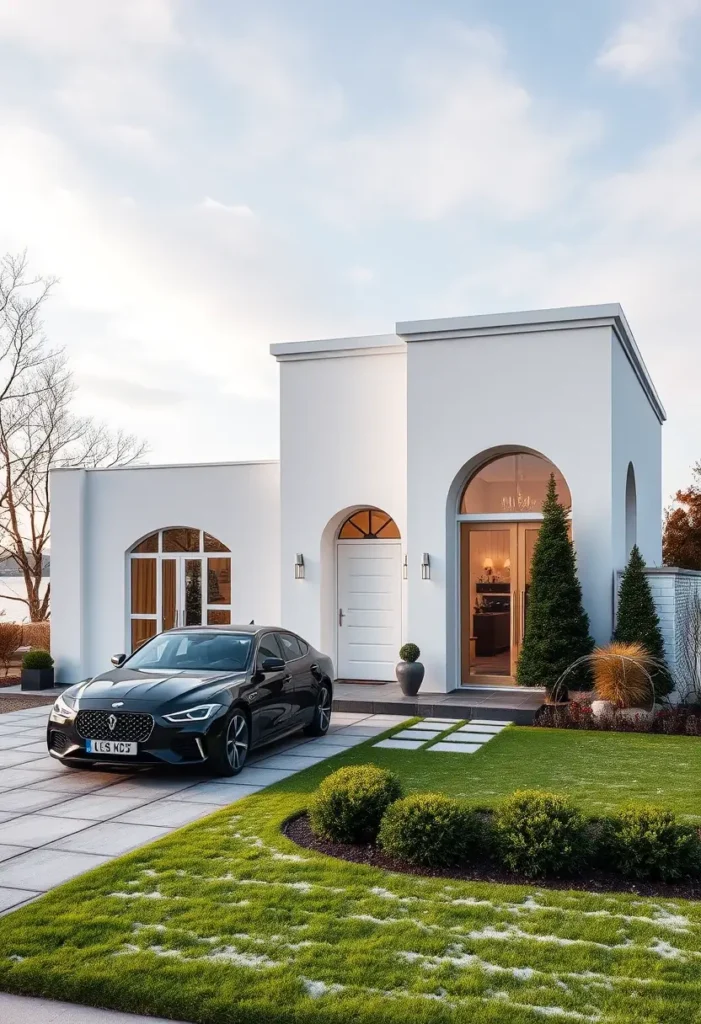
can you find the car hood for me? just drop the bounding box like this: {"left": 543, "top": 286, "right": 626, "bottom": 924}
{"left": 72, "top": 668, "right": 247, "bottom": 705}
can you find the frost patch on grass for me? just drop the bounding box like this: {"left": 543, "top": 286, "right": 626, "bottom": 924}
{"left": 504, "top": 896, "right": 693, "bottom": 933}
{"left": 301, "top": 977, "right": 345, "bottom": 998}
{"left": 272, "top": 851, "right": 309, "bottom": 862}
{"left": 648, "top": 938, "right": 687, "bottom": 960}
{"left": 206, "top": 946, "right": 279, "bottom": 968}
{"left": 109, "top": 891, "right": 168, "bottom": 900}
{"left": 349, "top": 915, "right": 402, "bottom": 926}
{"left": 463, "top": 925, "right": 635, "bottom": 952}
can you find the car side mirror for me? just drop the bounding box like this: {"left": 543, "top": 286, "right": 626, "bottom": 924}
{"left": 111, "top": 653, "right": 127, "bottom": 668}
{"left": 260, "top": 656, "right": 285, "bottom": 673}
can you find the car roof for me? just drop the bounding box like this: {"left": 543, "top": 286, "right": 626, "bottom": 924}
{"left": 166, "top": 625, "right": 292, "bottom": 637}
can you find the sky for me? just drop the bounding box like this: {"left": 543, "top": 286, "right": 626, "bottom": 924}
{"left": 0, "top": 0, "right": 699, "bottom": 502}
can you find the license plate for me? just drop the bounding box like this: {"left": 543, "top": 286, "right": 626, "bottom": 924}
{"left": 86, "top": 739, "right": 137, "bottom": 756}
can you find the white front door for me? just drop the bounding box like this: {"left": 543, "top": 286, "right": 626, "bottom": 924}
{"left": 336, "top": 541, "right": 402, "bottom": 681}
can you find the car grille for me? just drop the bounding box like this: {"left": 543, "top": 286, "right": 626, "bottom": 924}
{"left": 76, "top": 710, "right": 154, "bottom": 743}
{"left": 49, "top": 730, "right": 69, "bottom": 753}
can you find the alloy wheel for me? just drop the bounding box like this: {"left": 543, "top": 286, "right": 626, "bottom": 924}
{"left": 226, "top": 713, "right": 249, "bottom": 770}
{"left": 318, "top": 688, "right": 331, "bottom": 731}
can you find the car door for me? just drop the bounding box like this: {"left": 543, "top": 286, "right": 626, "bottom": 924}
{"left": 277, "top": 632, "right": 316, "bottom": 725}
{"left": 250, "top": 633, "right": 292, "bottom": 742}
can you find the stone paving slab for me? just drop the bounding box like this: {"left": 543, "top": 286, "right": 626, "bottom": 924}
{"left": 0, "top": 848, "right": 112, "bottom": 890}
{"left": 0, "top": 887, "right": 40, "bottom": 913}
{"left": 0, "top": 992, "right": 186, "bottom": 1023}
{"left": 374, "top": 738, "right": 424, "bottom": 750}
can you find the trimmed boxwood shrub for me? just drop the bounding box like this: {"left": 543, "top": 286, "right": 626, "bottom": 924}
{"left": 309, "top": 764, "right": 402, "bottom": 843}
{"left": 378, "top": 793, "right": 481, "bottom": 867}
{"left": 493, "top": 789, "right": 591, "bottom": 878}
{"left": 601, "top": 804, "right": 701, "bottom": 881}
{"left": 22, "top": 648, "right": 54, "bottom": 670}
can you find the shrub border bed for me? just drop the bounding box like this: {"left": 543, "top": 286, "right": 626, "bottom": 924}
{"left": 284, "top": 811, "right": 701, "bottom": 901}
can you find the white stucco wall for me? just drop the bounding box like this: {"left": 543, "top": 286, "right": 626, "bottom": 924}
{"left": 50, "top": 461, "right": 281, "bottom": 683}
{"left": 403, "top": 322, "right": 616, "bottom": 691}
{"left": 611, "top": 339, "right": 663, "bottom": 569}
{"left": 275, "top": 339, "right": 407, "bottom": 664}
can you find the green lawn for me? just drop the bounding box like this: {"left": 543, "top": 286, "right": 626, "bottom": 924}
{"left": 281, "top": 724, "right": 701, "bottom": 820}
{"left": 2, "top": 725, "right": 701, "bottom": 1024}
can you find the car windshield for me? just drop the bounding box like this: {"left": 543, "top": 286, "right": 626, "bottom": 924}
{"left": 126, "top": 632, "right": 253, "bottom": 673}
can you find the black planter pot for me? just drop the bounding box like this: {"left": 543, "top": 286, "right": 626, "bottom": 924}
{"left": 396, "top": 660, "right": 425, "bottom": 696}
{"left": 21, "top": 667, "right": 54, "bottom": 691}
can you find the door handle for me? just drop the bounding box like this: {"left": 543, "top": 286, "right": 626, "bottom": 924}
{"left": 283, "top": 673, "right": 292, "bottom": 684}
{"left": 520, "top": 590, "right": 526, "bottom": 640}
{"left": 512, "top": 591, "right": 518, "bottom": 646}
{"left": 338, "top": 608, "right": 345, "bottom": 626}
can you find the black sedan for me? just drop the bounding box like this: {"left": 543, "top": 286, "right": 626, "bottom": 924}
{"left": 47, "top": 626, "right": 334, "bottom": 776}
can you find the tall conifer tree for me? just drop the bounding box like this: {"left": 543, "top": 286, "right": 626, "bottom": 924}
{"left": 614, "top": 544, "right": 672, "bottom": 699}
{"left": 517, "top": 475, "right": 594, "bottom": 695}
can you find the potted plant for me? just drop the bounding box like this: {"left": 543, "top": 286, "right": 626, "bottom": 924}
{"left": 21, "top": 648, "right": 54, "bottom": 691}
{"left": 396, "top": 643, "right": 425, "bottom": 696}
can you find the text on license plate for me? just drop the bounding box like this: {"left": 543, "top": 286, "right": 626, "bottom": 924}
{"left": 86, "top": 739, "right": 137, "bottom": 755}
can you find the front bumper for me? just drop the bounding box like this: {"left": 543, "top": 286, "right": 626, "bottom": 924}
{"left": 47, "top": 705, "right": 229, "bottom": 768}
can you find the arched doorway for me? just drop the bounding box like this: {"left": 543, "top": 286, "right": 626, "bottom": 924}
{"left": 128, "top": 527, "right": 231, "bottom": 651}
{"left": 457, "top": 452, "right": 571, "bottom": 685}
{"left": 336, "top": 508, "right": 401, "bottom": 681}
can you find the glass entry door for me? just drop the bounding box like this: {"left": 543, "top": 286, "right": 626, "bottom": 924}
{"left": 460, "top": 522, "right": 541, "bottom": 684}
{"left": 129, "top": 541, "right": 232, "bottom": 652}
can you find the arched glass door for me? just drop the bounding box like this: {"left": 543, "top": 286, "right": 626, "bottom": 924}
{"left": 458, "top": 453, "right": 571, "bottom": 684}
{"left": 128, "top": 528, "right": 231, "bottom": 651}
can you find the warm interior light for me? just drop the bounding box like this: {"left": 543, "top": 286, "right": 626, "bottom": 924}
{"left": 483, "top": 557, "right": 494, "bottom": 570}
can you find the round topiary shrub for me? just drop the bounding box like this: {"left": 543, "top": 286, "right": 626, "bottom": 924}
{"left": 493, "top": 789, "right": 590, "bottom": 878}
{"left": 399, "top": 643, "right": 420, "bottom": 663}
{"left": 377, "top": 792, "right": 481, "bottom": 867}
{"left": 602, "top": 804, "right": 701, "bottom": 881}
{"left": 22, "top": 648, "right": 54, "bottom": 670}
{"left": 309, "top": 764, "right": 402, "bottom": 844}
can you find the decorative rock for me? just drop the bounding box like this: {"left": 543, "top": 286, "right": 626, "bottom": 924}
{"left": 591, "top": 699, "right": 615, "bottom": 719}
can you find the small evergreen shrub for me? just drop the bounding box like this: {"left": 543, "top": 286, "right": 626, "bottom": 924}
{"left": 493, "top": 789, "right": 591, "bottom": 878}
{"left": 399, "top": 643, "right": 420, "bottom": 663}
{"left": 378, "top": 793, "right": 481, "bottom": 867}
{"left": 22, "top": 648, "right": 54, "bottom": 670}
{"left": 309, "top": 765, "right": 402, "bottom": 843}
{"left": 601, "top": 804, "right": 701, "bottom": 881}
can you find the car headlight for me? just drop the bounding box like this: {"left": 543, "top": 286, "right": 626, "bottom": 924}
{"left": 49, "top": 693, "right": 77, "bottom": 723}
{"left": 163, "top": 704, "right": 221, "bottom": 723}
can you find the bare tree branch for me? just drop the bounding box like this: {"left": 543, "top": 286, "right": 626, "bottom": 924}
{"left": 0, "top": 253, "right": 148, "bottom": 620}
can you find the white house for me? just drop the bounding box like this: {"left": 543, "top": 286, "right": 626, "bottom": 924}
{"left": 51, "top": 304, "right": 667, "bottom": 692}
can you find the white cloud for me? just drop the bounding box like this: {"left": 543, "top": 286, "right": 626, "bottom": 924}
{"left": 346, "top": 267, "right": 374, "bottom": 285}
{"left": 597, "top": 0, "right": 701, "bottom": 79}
{"left": 199, "top": 198, "right": 256, "bottom": 217}
{"left": 0, "top": 0, "right": 177, "bottom": 55}
{"left": 312, "top": 26, "right": 599, "bottom": 223}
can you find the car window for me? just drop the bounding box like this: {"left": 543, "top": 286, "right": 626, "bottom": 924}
{"left": 256, "top": 633, "right": 283, "bottom": 668}
{"left": 127, "top": 632, "right": 253, "bottom": 672}
{"left": 278, "top": 633, "right": 303, "bottom": 661}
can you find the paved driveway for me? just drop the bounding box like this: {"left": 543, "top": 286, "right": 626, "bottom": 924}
{"left": 0, "top": 705, "right": 407, "bottom": 913}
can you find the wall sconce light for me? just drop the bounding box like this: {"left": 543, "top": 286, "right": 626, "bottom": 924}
{"left": 421, "top": 552, "right": 430, "bottom": 580}
{"left": 294, "top": 553, "right": 305, "bottom": 580}
{"left": 403, "top": 554, "right": 408, "bottom": 580}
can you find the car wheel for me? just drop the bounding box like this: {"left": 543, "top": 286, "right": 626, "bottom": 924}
{"left": 304, "top": 684, "right": 332, "bottom": 736}
{"left": 211, "top": 709, "right": 249, "bottom": 777}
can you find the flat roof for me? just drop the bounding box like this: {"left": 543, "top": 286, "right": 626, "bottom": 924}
{"left": 397, "top": 303, "right": 665, "bottom": 423}
{"left": 270, "top": 333, "right": 399, "bottom": 359}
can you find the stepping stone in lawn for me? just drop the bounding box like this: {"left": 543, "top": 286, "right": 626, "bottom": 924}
{"left": 374, "top": 739, "right": 425, "bottom": 751}
{"left": 459, "top": 723, "right": 505, "bottom": 734}
{"left": 428, "top": 742, "right": 482, "bottom": 753}
{"left": 393, "top": 729, "right": 442, "bottom": 741}
{"left": 421, "top": 718, "right": 458, "bottom": 724}
{"left": 468, "top": 719, "right": 513, "bottom": 727}
{"left": 441, "top": 731, "right": 488, "bottom": 744}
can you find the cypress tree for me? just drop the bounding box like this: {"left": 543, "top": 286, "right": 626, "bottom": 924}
{"left": 516, "top": 474, "right": 594, "bottom": 696}
{"left": 614, "top": 544, "right": 672, "bottom": 699}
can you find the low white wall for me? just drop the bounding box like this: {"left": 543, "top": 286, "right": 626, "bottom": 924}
{"left": 644, "top": 568, "right": 701, "bottom": 701}
{"left": 51, "top": 461, "right": 281, "bottom": 683}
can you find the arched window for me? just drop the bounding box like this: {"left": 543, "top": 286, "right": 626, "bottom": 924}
{"left": 460, "top": 453, "right": 571, "bottom": 515}
{"left": 625, "top": 463, "right": 637, "bottom": 555}
{"left": 128, "top": 528, "right": 231, "bottom": 651}
{"left": 338, "top": 509, "right": 401, "bottom": 539}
